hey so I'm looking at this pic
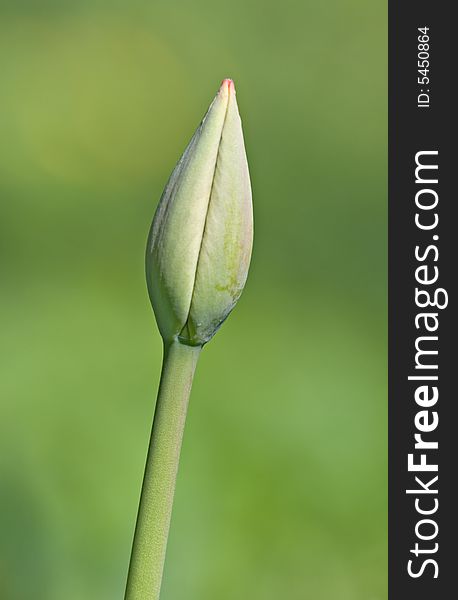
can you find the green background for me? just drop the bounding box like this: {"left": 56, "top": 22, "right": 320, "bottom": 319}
{"left": 0, "top": 0, "right": 386, "bottom": 598}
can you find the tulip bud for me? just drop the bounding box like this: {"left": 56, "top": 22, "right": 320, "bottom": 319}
{"left": 146, "top": 79, "right": 253, "bottom": 346}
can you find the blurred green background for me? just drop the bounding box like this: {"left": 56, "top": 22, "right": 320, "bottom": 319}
{"left": 0, "top": 0, "right": 386, "bottom": 598}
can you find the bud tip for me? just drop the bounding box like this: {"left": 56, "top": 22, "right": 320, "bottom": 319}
{"left": 220, "top": 78, "right": 235, "bottom": 94}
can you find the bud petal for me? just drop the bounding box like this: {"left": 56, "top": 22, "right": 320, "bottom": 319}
{"left": 146, "top": 79, "right": 253, "bottom": 346}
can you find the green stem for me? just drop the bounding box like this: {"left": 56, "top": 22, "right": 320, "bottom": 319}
{"left": 125, "top": 339, "right": 201, "bottom": 600}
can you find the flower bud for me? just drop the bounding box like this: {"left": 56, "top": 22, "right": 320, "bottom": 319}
{"left": 146, "top": 79, "right": 253, "bottom": 346}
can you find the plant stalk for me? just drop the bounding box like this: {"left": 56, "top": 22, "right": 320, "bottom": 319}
{"left": 125, "top": 339, "right": 201, "bottom": 600}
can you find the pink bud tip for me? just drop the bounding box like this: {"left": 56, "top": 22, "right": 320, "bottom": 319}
{"left": 220, "top": 78, "right": 235, "bottom": 93}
